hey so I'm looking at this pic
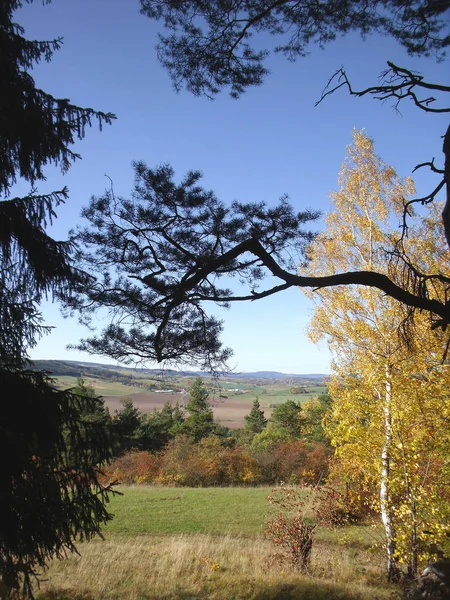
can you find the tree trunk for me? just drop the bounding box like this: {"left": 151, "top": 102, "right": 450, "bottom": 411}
{"left": 379, "top": 365, "right": 400, "bottom": 582}
{"left": 398, "top": 437, "right": 419, "bottom": 578}
{"left": 442, "top": 125, "right": 450, "bottom": 251}
{"left": 409, "top": 497, "right": 418, "bottom": 578}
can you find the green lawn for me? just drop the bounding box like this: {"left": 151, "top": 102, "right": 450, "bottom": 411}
{"left": 103, "top": 486, "right": 376, "bottom": 549}
{"left": 104, "top": 486, "right": 274, "bottom": 536}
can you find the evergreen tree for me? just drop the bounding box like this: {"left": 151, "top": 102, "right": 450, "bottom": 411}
{"left": 140, "top": 0, "right": 449, "bottom": 99}
{"left": 183, "top": 377, "right": 215, "bottom": 442}
{"left": 270, "top": 400, "right": 302, "bottom": 439}
{"left": 72, "top": 377, "right": 111, "bottom": 422}
{"left": 140, "top": 401, "right": 185, "bottom": 451}
{"left": 244, "top": 397, "right": 267, "bottom": 434}
{"left": 113, "top": 398, "right": 144, "bottom": 453}
{"left": 0, "top": 1, "right": 115, "bottom": 594}
{"left": 0, "top": 1, "right": 115, "bottom": 367}
{"left": 170, "top": 401, "right": 185, "bottom": 435}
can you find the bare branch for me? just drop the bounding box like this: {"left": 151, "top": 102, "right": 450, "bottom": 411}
{"left": 412, "top": 159, "right": 444, "bottom": 175}
{"left": 317, "top": 62, "right": 450, "bottom": 113}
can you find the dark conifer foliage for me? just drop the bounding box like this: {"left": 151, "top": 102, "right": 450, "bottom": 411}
{"left": 69, "top": 162, "right": 319, "bottom": 371}
{"left": 140, "top": 0, "right": 450, "bottom": 98}
{"left": 0, "top": 0, "right": 115, "bottom": 366}
{"left": 0, "top": 1, "right": 115, "bottom": 594}
{"left": 139, "top": 1, "right": 450, "bottom": 286}
{"left": 0, "top": 0, "right": 115, "bottom": 194}
{"left": 183, "top": 377, "right": 215, "bottom": 441}
{"left": 0, "top": 370, "right": 115, "bottom": 596}
{"left": 245, "top": 398, "right": 267, "bottom": 434}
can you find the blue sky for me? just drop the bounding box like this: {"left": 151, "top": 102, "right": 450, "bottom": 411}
{"left": 16, "top": 0, "right": 449, "bottom": 374}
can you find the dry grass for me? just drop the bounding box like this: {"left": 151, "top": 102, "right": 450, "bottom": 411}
{"left": 36, "top": 534, "right": 395, "bottom": 600}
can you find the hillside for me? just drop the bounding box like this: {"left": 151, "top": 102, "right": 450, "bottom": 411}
{"left": 31, "top": 359, "right": 327, "bottom": 383}
{"left": 30, "top": 360, "right": 329, "bottom": 427}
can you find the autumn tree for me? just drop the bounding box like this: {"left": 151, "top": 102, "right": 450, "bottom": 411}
{"left": 0, "top": 1, "right": 115, "bottom": 593}
{"left": 305, "top": 130, "right": 450, "bottom": 580}
{"left": 300, "top": 393, "right": 332, "bottom": 446}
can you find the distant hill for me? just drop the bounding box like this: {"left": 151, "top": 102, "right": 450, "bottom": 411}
{"left": 30, "top": 360, "right": 328, "bottom": 383}
{"left": 229, "top": 371, "right": 326, "bottom": 380}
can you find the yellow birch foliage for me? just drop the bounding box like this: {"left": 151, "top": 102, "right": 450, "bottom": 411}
{"left": 304, "top": 130, "right": 450, "bottom": 570}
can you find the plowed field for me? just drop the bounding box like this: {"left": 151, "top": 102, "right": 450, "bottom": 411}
{"left": 102, "top": 391, "right": 267, "bottom": 428}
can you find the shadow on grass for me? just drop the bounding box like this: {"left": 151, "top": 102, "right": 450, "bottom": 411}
{"left": 38, "top": 592, "right": 95, "bottom": 600}
{"left": 38, "top": 578, "right": 392, "bottom": 600}
{"left": 155, "top": 580, "right": 388, "bottom": 600}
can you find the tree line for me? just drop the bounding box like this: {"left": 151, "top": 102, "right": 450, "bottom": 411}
{"left": 86, "top": 376, "right": 331, "bottom": 486}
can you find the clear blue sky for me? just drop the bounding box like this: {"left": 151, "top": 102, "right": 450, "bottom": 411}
{"left": 16, "top": 0, "right": 449, "bottom": 374}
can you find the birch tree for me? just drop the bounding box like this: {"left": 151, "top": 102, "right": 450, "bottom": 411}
{"left": 306, "top": 130, "right": 450, "bottom": 580}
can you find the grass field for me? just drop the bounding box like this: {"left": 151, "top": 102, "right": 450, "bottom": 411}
{"left": 103, "top": 486, "right": 273, "bottom": 536}
{"left": 54, "top": 375, "right": 143, "bottom": 397}
{"left": 36, "top": 487, "right": 394, "bottom": 600}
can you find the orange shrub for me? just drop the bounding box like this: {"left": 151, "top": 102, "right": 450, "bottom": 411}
{"left": 101, "top": 451, "right": 160, "bottom": 485}
{"left": 155, "top": 435, "right": 221, "bottom": 486}
{"left": 100, "top": 437, "right": 328, "bottom": 487}
{"left": 155, "top": 435, "right": 261, "bottom": 486}
{"left": 273, "top": 440, "right": 329, "bottom": 484}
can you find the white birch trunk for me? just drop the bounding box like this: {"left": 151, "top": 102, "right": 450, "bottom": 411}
{"left": 379, "top": 364, "right": 399, "bottom": 581}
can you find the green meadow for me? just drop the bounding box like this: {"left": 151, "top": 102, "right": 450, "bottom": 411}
{"left": 53, "top": 375, "right": 142, "bottom": 397}
{"left": 37, "top": 487, "right": 394, "bottom": 600}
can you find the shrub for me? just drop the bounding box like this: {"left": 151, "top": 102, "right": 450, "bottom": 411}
{"left": 156, "top": 435, "right": 261, "bottom": 486}
{"left": 265, "top": 485, "right": 316, "bottom": 572}
{"left": 101, "top": 451, "right": 160, "bottom": 485}
{"left": 273, "top": 440, "right": 329, "bottom": 484}
{"left": 315, "top": 483, "right": 374, "bottom": 526}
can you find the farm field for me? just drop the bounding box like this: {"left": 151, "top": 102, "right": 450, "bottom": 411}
{"left": 52, "top": 372, "right": 327, "bottom": 428}
{"left": 36, "top": 486, "right": 393, "bottom": 600}
{"left": 54, "top": 375, "right": 144, "bottom": 397}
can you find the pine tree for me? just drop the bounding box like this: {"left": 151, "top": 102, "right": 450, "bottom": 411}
{"left": 270, "top": 400, "right": 302, "bottom": 439}
{"left": 244, "top": 398, "right": 267, "bottom": 434}
{"left": 140, "top": 401, "right": 184, "bottom": 451}
{"left": 140, "top": 1, "right": 449, "bottom": 99}
{"left": 72, "top": 377, "right": 111, "bottom": 422}
{"left": 171, "top": 401, "right": 185, "bottom": 432}
{"left": 0, "top": 2, "right": 115, "bottom": 594}
{"left": 112, "top": 399, "right": 144, "bottom": 453}
{"left": 183, "top": 377, "right": 215, "bottom": 442}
